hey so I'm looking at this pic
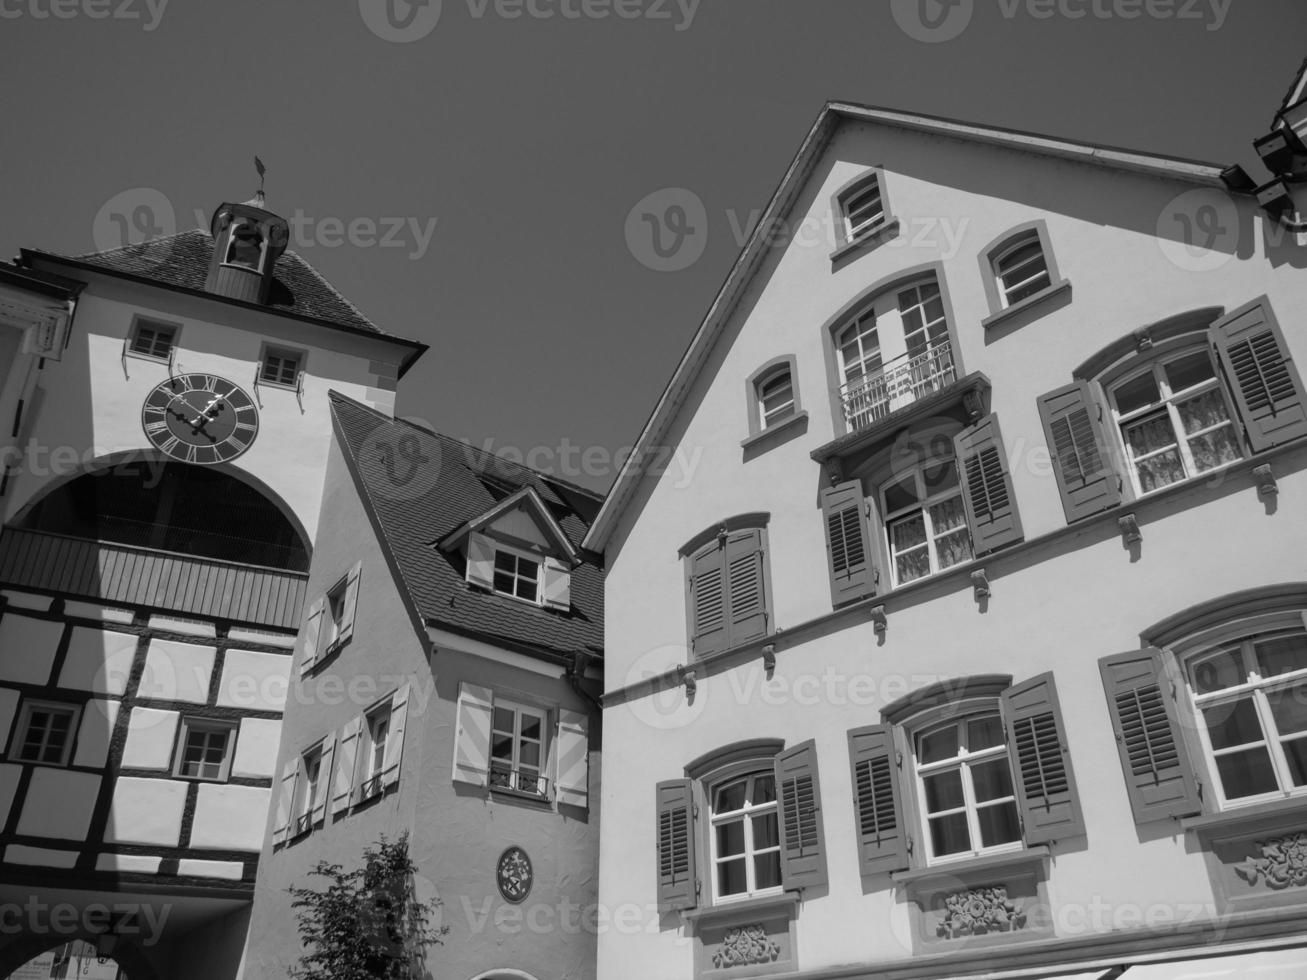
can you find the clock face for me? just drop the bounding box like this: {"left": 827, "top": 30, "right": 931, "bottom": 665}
{"left": 496, "top": 846, "right": 533, "bottom": 904}
{"left": 141, "top": 373, "right": 259, "bottom": 465}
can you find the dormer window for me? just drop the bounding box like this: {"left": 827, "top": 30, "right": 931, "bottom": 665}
{"left": 224, "top": 220, "right": 267, "bottom": 272}
{"left": 493, "top": 547, "right": 542, "bottom": 603}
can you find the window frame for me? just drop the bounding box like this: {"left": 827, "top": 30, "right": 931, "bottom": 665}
{"left": 222, "top": 217, "right": 269, "bottom": 273}
{"left": 743, "top": 355, "right": 805, "bottom": 444}
{"left": 829, "top": 167, "right": 900, "bottom": 260}
{"left": 171, "top": 716, "right": 238, "bottom": 783}
{"left": 704, "top": 761, "right": 784, "bottom": 905}
{"left": 257, "top": 343, "right": 307, "bottom": 391}
{"left": 10, "top": 699, "right": 81, "bottom": 768}
{"left": 978, "top": 221, "right": 1069, "bottom": 329}
{"left": 355, "top": 698, "right": 394, "bottom": 803}
{"left": 125, "top": 315, "right": 181, "bottom": 364}
{"left": 293, "top": 740, "right": 328, "bottom": 837}
{"left": 491, "top": 543, "right": 543, "bottom": 605}
{"left": 877, "top": 455, "right": 973, "bottom": 590}
{"left": 489, "top": 696, "right": 551, "bottom": 799}
{"left": 323, "top": 574, "right": 350, "bottom": 652}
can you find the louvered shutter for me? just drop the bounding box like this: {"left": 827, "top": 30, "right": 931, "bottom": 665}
{"left": 725, "top": 528, "right": 767, "bottom": 646}
{"left": 955, "top": 414, "right": 1023, "bottom": 556}
{"left": 380, "top": 683, "right": 410, "bottom": 789}
{"left": 452, "top": 683, "right": 494, "bottom": 786}
{"left": 1002, "top": 673, "right": 1085, "bottom": 845}
{"left": 775, "top": 740, "right": 828, "bottom": 891}
{"left": 1211, "top": 299, "right": 1307, "bottom": 451}
{"left": 1099, "top": 648, "right": 1202, "bottom": 822}
{"left": 298, "top": 598, "right": 325, "bottom": 677}
{"left": 847, "top": 725, "right": 909, "bottom": 875}
{"left": 541, "top": 557, "right": 572, "bottom": 612}
{"left": 689, "top": 541, "right": 728, "bottom": 657}
{"left": 312, "top": 736, "right": 336, "bottom": 826}
{"left": 467, "top": 532, "right": 496, "bottom": 591}
{"left": 272, "top": 757, "right": 301, "bottom": 845}
{"left": 337, "top": 561, "right": 363, "bottom": 645}
{"left": 555, "top": 709, "right": 589, "bottom": 808}
{"left": 332, "top": 715, "right": 363, "bottom": 815}
{"left": 1037, "top": 382, "right": 1122, "bottom": 523}
{"left": 821, "top": 481, "right": 878, "bottom": 607}
{"left": 656, "top": 779, "right": 698, "bottom": 911}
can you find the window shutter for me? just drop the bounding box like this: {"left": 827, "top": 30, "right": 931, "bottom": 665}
{"left": 332, "top": 715, "right": 363, "bottom": 815}
{"left": 1037, "top": 382, "right": 1121, "bottom": 523}
{"left": 775, "top": 739, "right": 828, "bottom": 891}
{"left": 1210, "top": 298, "right": 1307, "bottom": 451}
{"left": 821, "top": 481, "right": 878, "bottom": 607}
{"left": 337, "top": 561, "right": 363, "bottom": 645}
{"left": 298, "top": 597, "right": 325, "bottom": 677}
{"left": 1099, "top": 648, "right": 1202, "bottom": 822}
{"left": 554, "top": 708, "right": 589, "bottom": 808}
{"left": 689, "top": 541, "right": 728, "bottom": 657}
{"left": 541, "top": 557, "right": 572, "bottom": 613}
{"left": 847, "top": 725, "right": 909, "bottom": 875}
{"left": 312, "top": 736, "right": 336, "bottom": 826}
{"left": 656, "top": 778, "right": 698, "bottom": 911}
{"left": 467, "top": 532, "right": 496, "bottom": 591}
{"left": 1002, "top": 673, "right": 1085, "bottom": 845}
{"left": 380, "top": 683, "right": 410, "bottom": 789}
{"left": 272, "top": 757, "right": 301, "bottom": 846}
{"left": 954, "top": 414, "right": 1023, "bottom": 556}
{"left": 452, "top": 682, "right": 494, "bottom": 786}
{"left": 725, "top": 528, "right": 767, "bottom": 646}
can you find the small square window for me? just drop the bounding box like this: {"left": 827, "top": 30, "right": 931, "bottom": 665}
{"left": 493, "top": 550, "right": 541, "bottom": 603}
{"left": 260, "top": 348, "right": 304, "bottom": 388}
{"left": 13, "top": 700, "right": 80, "bottom": 767}
{"left": 173, "top": 718, "right": 237, "bottom": 782}
{"left": 127, "top": 320, "right": 177, "bottom": 361}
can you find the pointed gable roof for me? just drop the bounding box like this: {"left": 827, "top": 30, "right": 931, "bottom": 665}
{"left": 439, "top": 485, "right": 582, "bottom": 565}
{"left": 329, "top": 392, "right": 603, "bottom": 662}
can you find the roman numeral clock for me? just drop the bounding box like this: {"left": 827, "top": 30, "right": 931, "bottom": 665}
{"left": 141, "top": 373, "right": 259, "bottom": 464}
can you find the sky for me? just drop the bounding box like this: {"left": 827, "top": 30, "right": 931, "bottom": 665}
{"left": 1, "top": 0, "right": 1304, "bottom": 493}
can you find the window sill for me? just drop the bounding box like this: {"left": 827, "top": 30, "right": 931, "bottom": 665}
{"left": 1181, "top": 795, "right": 1307, "bottom": 833}
{"left": 681, "top": 890, "right": 798, "bottom": 927}
{"left": 489, "top": 785, "right": 553, "bottom": 807}
{"left": 980, "top": 279, "right": 1072, "bottom": 331}
{"left": 892, "top": 845, "right": 1049, "bottom": 886}
{"left": 257, "top": 378, "right": 300, "bottom": 391}
{"left": 740, "top": 411, "right": 808, "bottom": 451}
{"left": 123, "top": 349, "right": 172, "bottom": 365}
{"left": 830, "top": 218, "right": 901, "bottom": 264}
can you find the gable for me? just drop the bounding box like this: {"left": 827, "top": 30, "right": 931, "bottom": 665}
{"left": 485, "top": 505, "right": 552, "bottom": 552}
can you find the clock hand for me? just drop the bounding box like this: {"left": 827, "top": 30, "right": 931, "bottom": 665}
{"left": 190, "top": 396, "right": 225, "bottom": 428}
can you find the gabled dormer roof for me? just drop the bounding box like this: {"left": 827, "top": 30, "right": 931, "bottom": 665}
{"left": 581, "top": 100, "right": 1239, "bottom": 554}
{"left": 1277, "top": 56, "right": 1307, "bottom": 122}
{"left": 438, "top": 485, "right": 582, "bottom": 566}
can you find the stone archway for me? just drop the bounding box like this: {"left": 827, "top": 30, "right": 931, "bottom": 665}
{"left": 0, "top": 931, "right": 163, "bottom": 980}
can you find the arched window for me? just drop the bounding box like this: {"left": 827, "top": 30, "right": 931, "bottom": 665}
{"left": 992, "top": 230, "right": 1051, "bottom": 308}
{"left": 224, "top": 219, "right": 267, "bottom": 272}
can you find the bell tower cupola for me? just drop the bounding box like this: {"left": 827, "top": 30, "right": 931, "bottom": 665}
{"left": 204, "top": 157, "right": 290, "bottom": 304}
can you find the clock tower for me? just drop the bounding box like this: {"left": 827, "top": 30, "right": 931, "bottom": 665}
{"left": 0, "top": 189, "right": 426, "bottom": 978}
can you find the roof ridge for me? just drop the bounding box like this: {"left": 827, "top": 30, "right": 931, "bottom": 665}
{"left": 280, "top": 248, "right": 381, "bottom": 333}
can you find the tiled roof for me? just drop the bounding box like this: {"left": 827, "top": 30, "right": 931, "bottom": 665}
{"left": 63, "top": 229, "right": 385, "bottom": 335}
{"left": 330, "top": 392, "right": 604, "bottom": 662}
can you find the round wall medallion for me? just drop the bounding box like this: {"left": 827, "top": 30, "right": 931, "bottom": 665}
{"left": 496, "top": 846, "right": 533, "bottom": 904}
{"left": 141, "top": 373, "right": 259, "bottom": 464}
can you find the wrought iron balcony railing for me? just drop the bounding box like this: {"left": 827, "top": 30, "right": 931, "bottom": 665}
{"left": 839, "top": 342, "right": 957, "bottom": 433}
{"left": 489, "top": 765, "right": 550, "bottom": 799}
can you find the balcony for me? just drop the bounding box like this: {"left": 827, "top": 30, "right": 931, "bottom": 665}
{"left": 839, "top": 342, "right": 958, "bottom": 433}
{"left": 0, "top": 525, "right": 308, "bottom": 630}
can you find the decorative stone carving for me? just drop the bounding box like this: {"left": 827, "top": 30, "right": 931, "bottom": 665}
{"left": 937, "top": 886, "right": 1026, "bottom": 939}
{"left": 1235, "top": 832, "right": 1307, "bottom": 890}
{"left": 869, "top": 605, "right": 887, "bottom": 635}
{"left": 711, "top": 924, "right": 780, "bottom": 969}
{"left": 970, "top": 568, "right": 990, "bottom": 601}
{"left": 1118, "top": 513, "right": 1142, "bottom": 545}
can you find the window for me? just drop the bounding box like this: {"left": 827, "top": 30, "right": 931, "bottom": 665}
{"left": 12, "top": 701, "right": 79, "bottom": 766}
{"left": 300, "top": 562, "right": 361, "bottom": 676}
{"left": 1108, "top": 347, "right": 1243, "bottom": 496}
{"left": 879, "top": 457, "right": 972, "bottom": 588}
{"left": 358, "top": 704, "right": 391, "bottom": 800}
{"left": 830, "top": 169, "right": 896, "bottom": 256}
{"left": 842, "top": 176, "right": 885, "bottom": 240}
{"left": 979, "top": 222, "right": 1068, "bottom": 327}
{"left": 173, "top": 718, "right": 237, "bottom": 781}
{"left": 490, "top": 699, "right": 548, "bottom": 797}
{"left": 744, "top": 356, "right": 805, "bottom": 445}
{"left": 681, "top": 517, "right": 770, "bottom": 658}
{"left": 709, "top": 769, "right": 782, "bottom": 901}
{"left": 127, "top": 319, "right": 177, "bottom": 361}
{"left": 913, "top": 712, "right": 1021, "bottom": 861}
{"left": 758, "top": 369, "right": 795, "bottom": 430}
{"left": 493, "top": 549, "right": 541, "bottom": 604}
{"left": 260, "top": 347, "right": 303, "bottom": 388}
{"left": 224, "top": 220, "right": 266, "bottom": 272}
{"left": 294, "top": 744, "right": 327, "bottom": 835}
{"left": 831, "top": 275, "right": 956, "bottom": 433}
{"left": 992, "top": 232, "right": 1051, "bottom": 308}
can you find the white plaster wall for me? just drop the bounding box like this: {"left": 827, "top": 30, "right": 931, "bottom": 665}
{"left": 105, "top": 776, "right": 187, "bottom": 846}
{"left": 121, "top": 707, "right": 180, "bottom": 770}
{"left": 72, "top": 698, "right": 120, "bottom": 768}
{"left": 231, "top": 717, "right": 282, "bottom": 779}
{"left": 189, "top": 784, "right": 272, "bottom": 851}
{"left": 138, "top": 638, "right": 216, "bottom": 704}
{"left": 0, "top": 615, "right": 61, "bottom": 685}
{"left": 58, "top": 627, "right": 137, "bottom": 695}
{"left": 216, "top": 649, "right": 290, "bottom": 712}
{"left": 95, "top": 853, "right": 162, "bottom": 874}
{"left": 16, "top": 769, "right": 101, "bottom": 840}
{"left": 178, "top": 858, "right": 245, "bottom": 880}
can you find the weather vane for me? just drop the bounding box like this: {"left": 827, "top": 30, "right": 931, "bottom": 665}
{"left": 254, "top": 156, "right": 267, "bottom": 195}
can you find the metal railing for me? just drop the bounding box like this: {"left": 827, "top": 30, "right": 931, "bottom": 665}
{"left": 839, "top": 342, "right": 957, "bottom": 432}
{"left": 489, "top": 766, "right": 550, "bottom": 798}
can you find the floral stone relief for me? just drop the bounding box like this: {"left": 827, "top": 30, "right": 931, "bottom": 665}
{"left": 1234, "top": 831, "right": 1307, "bottom": 891}
{"left": 937, "top": 885, "right": 1027, "bottom": 939}
{"left": 711, "top": 924, "right": 781, "bottom": 969}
